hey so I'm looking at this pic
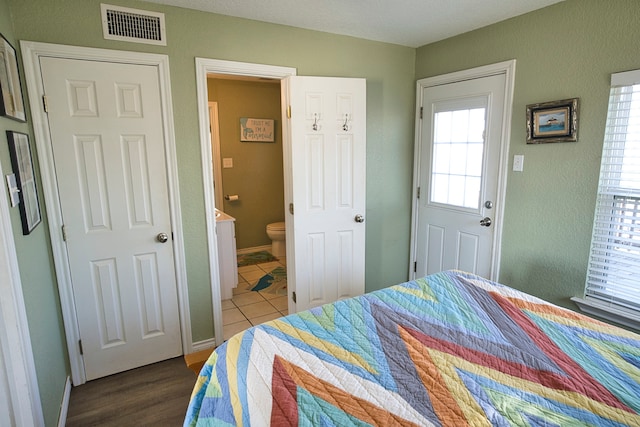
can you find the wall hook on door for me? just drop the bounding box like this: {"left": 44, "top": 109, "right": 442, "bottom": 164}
{"left": 342, "top": 114, "right": 350, "bottom": 131}
{"left": 312, "top": 113, "right": 319, "bottom": 131}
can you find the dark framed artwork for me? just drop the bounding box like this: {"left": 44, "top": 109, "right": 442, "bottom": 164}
{"left": 0, "top": 34, "right": 26, "bottom": 122}
{"left": 526, "top": 98, "right": 579, "bottom": 144}
{"left": 7, "top": 131, "right": 41, "bottom": 234}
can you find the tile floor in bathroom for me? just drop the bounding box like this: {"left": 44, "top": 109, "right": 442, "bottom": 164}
{"left": 222, "top": 255, "right": 288, "bottom": 341}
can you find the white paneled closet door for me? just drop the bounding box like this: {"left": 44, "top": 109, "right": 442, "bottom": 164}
{"left": 41, "top": 57, "right": 181, "bottom": 380}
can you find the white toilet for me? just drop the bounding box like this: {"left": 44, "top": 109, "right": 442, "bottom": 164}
{"left": 266, "top": 222, "right": 286, "bottom": 258}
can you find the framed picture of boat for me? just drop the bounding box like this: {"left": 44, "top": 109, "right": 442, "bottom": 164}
{"left": 526, "top": 98, "right": 579, "bottom": 143}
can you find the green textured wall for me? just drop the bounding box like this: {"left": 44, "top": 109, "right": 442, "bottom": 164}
{"left": 6, "top": 0, "right": 416, "bottom": 345}
{"left": 416, "top": 0, "right": 640, "bottom": 308}
{"left": 0, "top": 0, "right": 69, "bottom": 425}
{"left": 5, "top": 0, "right": 639, "bottom": 423}
{"left": 208, "top": 78, "right": 284, "bottom": 250}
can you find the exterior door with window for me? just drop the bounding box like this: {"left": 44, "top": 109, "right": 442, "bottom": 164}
{"left": 414, "top": 73, "right": 507, "bottom": 278}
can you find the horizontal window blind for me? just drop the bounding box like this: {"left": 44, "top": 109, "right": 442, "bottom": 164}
{"left": 586, "top": 71, "right": 640, "bottom": 312}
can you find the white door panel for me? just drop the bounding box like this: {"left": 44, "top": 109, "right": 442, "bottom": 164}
{"left": 41, "top": 57, "right": 181, "bottom": 380}
{"left": 283, "top": 76, "right": 366, "bottom": 311}
{"left": 416, "top": 73, "right": 506, "bottom": 278}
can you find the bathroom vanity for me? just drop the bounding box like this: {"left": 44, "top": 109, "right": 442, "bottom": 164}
{"left": 215, "top": 209, "right": 238, "bottom": 300}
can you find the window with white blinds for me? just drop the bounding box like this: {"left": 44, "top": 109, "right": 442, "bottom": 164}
{"left": 583, "top": 69, "right": 640, "bottom": 321}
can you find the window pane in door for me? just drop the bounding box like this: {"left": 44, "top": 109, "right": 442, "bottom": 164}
{"left": 435, "top": 111, "right": 452, "bottom": 143}
{"left": 433, "top": 144, "right": 451, "bottom": 174}
{"left": 431, "top": 107, "right": 485, "bottom": 209}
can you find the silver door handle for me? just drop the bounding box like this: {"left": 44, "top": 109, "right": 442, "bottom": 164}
{"left": 479, "top": 217, "right": 492, "bottom": 227}
{"left": 355, "top": 214, "right": 365, "bottom": 223}
{"left": 156, "top": 232, "right": 169, "bottom": 243}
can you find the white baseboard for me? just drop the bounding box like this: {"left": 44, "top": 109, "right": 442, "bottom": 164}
{"left": 57, "top": 376, "right": 72, "bottom": 427}
{"left": 236, "top": 245, "right": 271, "bottom": 255}
{"left": 191, "top": 338, "right": 216, "bottom": 352}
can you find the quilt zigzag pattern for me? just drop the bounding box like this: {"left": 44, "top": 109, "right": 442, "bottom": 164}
{"left": 185, "top": 271, "right": 640, "bottom": 426}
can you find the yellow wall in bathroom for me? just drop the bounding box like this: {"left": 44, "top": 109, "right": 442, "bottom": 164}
{"left": 208, "top": 78, "right": 284, "bottom": 249}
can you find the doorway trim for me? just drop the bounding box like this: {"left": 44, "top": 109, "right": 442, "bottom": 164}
{"left": 195, "top": 58, "right": 296, "bottom": 345}
{"left": 0, "top": 155, "right": 44, "bottom": 426}
{"left": 209, "top": 102, "right": 224, "bottom": 210}
{"left": 409, "top": 60, "right": 516, "bottom": 281}
{"left": 20, "top": 41, "right": 191, "bottom": 385}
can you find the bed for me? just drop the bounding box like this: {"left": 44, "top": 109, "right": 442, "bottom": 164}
{"left": 184, "top": 270, "right": 640, "bottom": 426}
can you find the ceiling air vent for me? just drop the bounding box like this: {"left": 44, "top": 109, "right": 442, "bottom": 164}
{"left": 101, "top": 4, "right": 166, "bottom": 46}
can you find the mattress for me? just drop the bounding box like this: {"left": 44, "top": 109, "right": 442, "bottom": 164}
{"left": 184, "top": 270, "right": 640, "bottom": 426}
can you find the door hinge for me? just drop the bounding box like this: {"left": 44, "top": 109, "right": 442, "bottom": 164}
{"left": 42, "top": 95, "right": 49, "bottom": 113}
{"left": 420, "top": 106, "right": 423, "bottom": 119}
{"left": 414, "top": 261, "right": 417, "bottom": 273}
{"left": 289, "top": 203, "right": 294, "bottom": 215}
{"left": 287, "top": 105, "right": 291, "bottom": 118}
{"left": 62, "top": 225, "right": 67, "bottom": 242}
{"left": 292, "top": 291, "right": 296, "bottom": 303}
{"left": 417, "top": 187, "right": 421, "bottom": 199}
{"left": 78, "top": 339, "right": 83, "bottom": 355}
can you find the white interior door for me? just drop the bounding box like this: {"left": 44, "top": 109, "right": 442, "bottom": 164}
{"left": 41, "top": 57, "right": 182, "bottom": 380}
{"left": 414, "top": 73, "right": 507, "bottom": 278}
{"left": 283, "top": 76, "right": 366, "bottom": 312}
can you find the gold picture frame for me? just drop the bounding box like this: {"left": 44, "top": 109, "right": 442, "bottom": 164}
{"left": 526, "top": 98, "right": 578, "bottom": 144}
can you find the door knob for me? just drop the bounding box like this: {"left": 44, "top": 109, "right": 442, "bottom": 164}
{"left": 355, "top": 214, "right": 365, "bottom": 223}
{"left": 479, "top": 217, "right": 492, "bottom": 227}
{"left": 156, "top": 232, "right": 169, "bottom": 243}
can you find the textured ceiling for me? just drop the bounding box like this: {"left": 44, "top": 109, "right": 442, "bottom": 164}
{"left": 143, "top": 0, "right": 564, "bottom": 47}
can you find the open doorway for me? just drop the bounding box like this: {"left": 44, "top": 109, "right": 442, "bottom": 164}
{"left": 208, "top": 75, "right": 284, "bottom": 248}
{"left": 197, "top": 59, "right": 367, "bottom": 348}
{"left": 207, "top": 75, "right": 289, "bottom": 340}
{"left": 195, "top": 59, "right": 297, "bottom": 347}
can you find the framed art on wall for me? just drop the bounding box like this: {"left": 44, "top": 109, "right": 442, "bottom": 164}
{"left": 526, "top": 98, "right": 579, "bottom": 144}
{"left": 0, "top": 34, "right": 26, "bottom": 122}
{"left": 240, "top": 117, "right": 275, "bottom": 142}
{"left": 7, "top": 131, "right": 41, "bottom": 234}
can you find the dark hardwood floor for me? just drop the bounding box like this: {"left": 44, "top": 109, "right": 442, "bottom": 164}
{"left": 66, "top": 357, "right": 197, "bottom": 426}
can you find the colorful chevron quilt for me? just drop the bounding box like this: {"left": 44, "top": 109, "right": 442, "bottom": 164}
{"left": 184, "top": 270, "right": 640, "bottom": 426}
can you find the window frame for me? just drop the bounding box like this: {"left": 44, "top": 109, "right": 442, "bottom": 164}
{"left": 573, "top": 69, "right": 640, "bottom": 331}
